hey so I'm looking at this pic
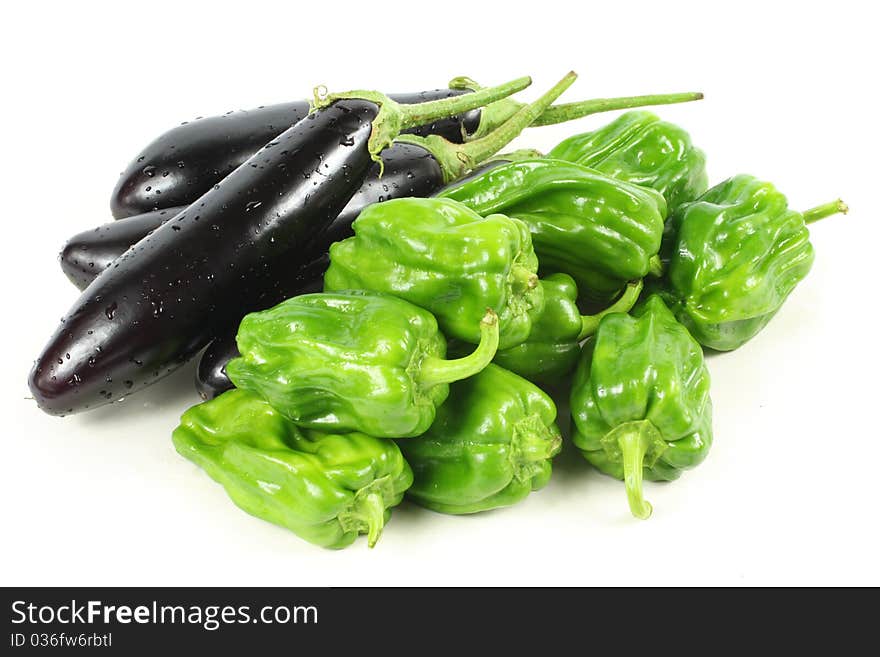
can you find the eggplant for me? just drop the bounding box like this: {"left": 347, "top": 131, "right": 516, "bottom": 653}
{"left": 62, "top": 143, "right": 444, "bottom": 290}
{"left": 61, "top": 207, "right": 185, "bottom": 289}
{"left": 111, "top": 84, "right": 703, "bottom": 219}
{"left": 30, "top": 78, "right": 535, "bottom": 415}
{"left": 111, "top": 89, "right": 481, "bottom": 219}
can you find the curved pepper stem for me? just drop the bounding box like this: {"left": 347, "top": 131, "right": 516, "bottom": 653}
{"left": 397, "top": 72, "right": 578, "bottom": 183}
{"left": 449, "top": 75, "right": 704, "bottom": 138}
{"left": 362, "top": 493, "right": 386, "bottom": 549}
{"left": 340, "top": 481, "right": 390, "bottom": 548}
{"left": 619, "top": 428, "right": 652, "bottom": 520}
{"left": 312, "top": 75, "right": 532, "bottom": 168}
{"left": 578, "top": 280, "right": 644, "bottom": 340}
{"left": 418, "top": 309, "right": 500, "bottom": 389}
{"left": 602, "top": 420, "right": 667, "bottom": 520}
{"left": 802, "top": 199, "right": 848, "bottom": 224}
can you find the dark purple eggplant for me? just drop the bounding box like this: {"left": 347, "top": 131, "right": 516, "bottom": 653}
{"left": 111, "top": 89, "right": 481, "bottom": 219}
{"left": 62, "top": 142, "right": 443, "bottom": 290}
{"left": 111, "top": 84, "right": 703, "bottom": 219}
{"left": 30, "top": 78, "right": 535, "bottom": 415}
{"left": 61, "top": 207, "right": 185, "bottom": 289}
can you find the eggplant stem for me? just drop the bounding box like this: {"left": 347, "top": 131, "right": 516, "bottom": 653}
{"left": 312, "top": 76, "right": 532, "bottom": 171}
{"left": 534, "top": 91, "right": 704, "bottom": 126}
{"left": 450, "top": 76, "right": 703, "bottom": 137}
{"left": 418, "top": 309, "right": 499, "bottom": 389}
{"left": 397, "top": 77, "right": 532, "bottom": 130}
{"left": 399, "top": 72, "right": 577, "bottom": 183}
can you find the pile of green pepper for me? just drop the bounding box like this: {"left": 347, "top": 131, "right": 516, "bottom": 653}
{"left": 170, "top": 91, "right": 846, "bottom": 548}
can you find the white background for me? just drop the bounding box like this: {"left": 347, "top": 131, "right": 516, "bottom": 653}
{"left": 2, "top": 0, "right": 878, "bottom": 586}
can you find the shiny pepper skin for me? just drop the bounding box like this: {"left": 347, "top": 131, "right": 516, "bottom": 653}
{"left": 172, "top": 389, "right": 413, "bottom": 549}
{"left": 438, "top": 159, "right": 667, "bottom": 304}
{"left": 570, "top": 295, "right": 713, "bottom": 519}
{"left": 324, "top": 197, "right": 543, "bottom": 349}
{"left": 226, "top": 291, "right": 499, "bottom": 438}
{"left": 659, "top": 174, "right": 847, "bottom": 351}
{"left": 400, "top": 364, "right": 562, "bottom": 514}
{"left": 548, "top": 110, "right": 708, "bottom": 212}
{"left": 493, "top": 273, "right": 642, "bottom": 383}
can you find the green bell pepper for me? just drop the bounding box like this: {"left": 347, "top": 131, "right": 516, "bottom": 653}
{"left": 324, "top": 197, "right": 543, "bottom": 349}
{"left": 548, "top": 110, "right": 708, "bottom": 211}
{"left": 437, "top": 158, "right": 667, "bottom": 303}
{"left": 172, "top": 389, "right": 413, "bottom": 549}
{"left": 400, "top": 364, "right": 562, "bottom": 514}
{"left": 570, "top": 295, "right": 713, "bottom": 520}
{"left": 659, "top": 174, "right": 847, "bottom": 351}
{"left": 226, "top": 291, "right": 499, "bottom": 438}
{"left": 493, "top": 274, "right": 643, "bottom": 382}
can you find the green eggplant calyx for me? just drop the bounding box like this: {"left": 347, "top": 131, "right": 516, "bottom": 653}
{"left": 311, "top": 76, "right": 532, "bottom": 171}
{"left": 578, "top": 280, "right": 644, "bottom": 340}
{"left": 802, "top": 198, "right": 848, "bottom": 225}
{"left": 397, "top": 71, "right": 576, "bottom": 183}
{"left": 417, "top": 309, "right": 500, "bottom": 390}
{"left": 337, "top": 476, "right": 393, "bottom": 548}
{"left": 600, "top": 421, "right": 667, "bottom": 520}
{"left": 511, "top": 415, "right": 563, "bottom": 483}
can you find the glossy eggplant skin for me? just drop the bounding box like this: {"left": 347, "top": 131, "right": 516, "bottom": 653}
{"left": 196, "top": 257, "right": 328, "bottom": 400}
{"left": 61, "top": 207, "right": 185, "bottom": 289}
{"left": 111, "top": 90, "right": 479, "bottom": 218}
{"left": 30, "top": 99, "right": 380, "bottom": 416}
{"left": 66, "top": 143, "right": 444, "bottom": 290}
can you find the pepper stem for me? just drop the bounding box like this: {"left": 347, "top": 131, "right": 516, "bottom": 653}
{"left": 362, "top": 493, "right": 386, "bottom": 549}
{"left": 802, "top": 199, "right": 848, "bottom": 224}
{"left": 511, "top": 265, "right": 539, "bottom": 296}
{"left": 648, "top": 255, "right": 664, "bottom": 277}
{"left": 312, "top": 76, "right": 532, "bottom": 168}
{"left": 578, "top": 280, "right": 643, "bottom": 340}
{"left": 339, "top": 481, "right": 390, "bottom": 548}
{"left": 601, "top": 420, "right": 667, "bottom": 520}
{"left": 418, "top": 309, "right": 500, "bottom": 389}
{"left": 449, "top": 76, "right": 704, "bottom": 137}
{"left": 397, "top": 72, "right": 578, "bottom": 183}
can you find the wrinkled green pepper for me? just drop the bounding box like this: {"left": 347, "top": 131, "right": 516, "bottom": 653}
{"left": 570, "top": 295, "right": 712, "bottom": 519}
{"left": 400, "top": 364, "right": 562, "bottom": 514}
{"left": 226, "top": 291, "right": 499, "bottom": 438}
{"left": 493, "top": 274, "right": 643, "bottom": 382}
{"left": 324, "top": 197, "right": 543, "bottom": 349}
{"left": 438, "top": 159, "right": 667, "bottom": 303}
{"left": 172, "top": 389, "right": 413, "bottom": 549}
{"left": 659, "top": 174, "right": 847, "bottom": 351}
{"left": 548, "top": 110, "right": 708, "bottom": 211}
